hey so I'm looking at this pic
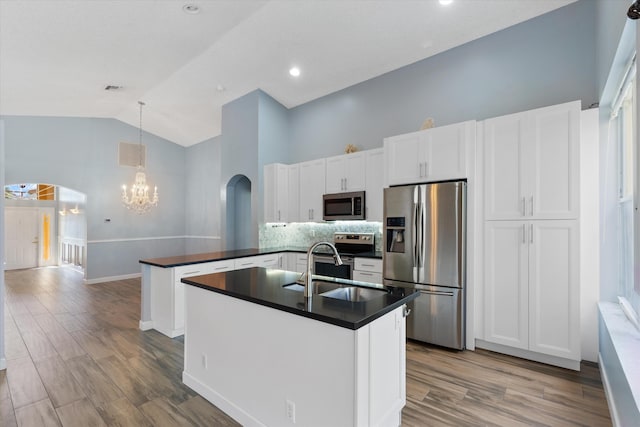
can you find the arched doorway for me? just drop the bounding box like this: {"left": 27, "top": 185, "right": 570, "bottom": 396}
{"left": 225, "top": 175, "right": 252, "bottom": 250}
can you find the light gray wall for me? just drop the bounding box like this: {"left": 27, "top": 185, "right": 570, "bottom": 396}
{"left": 184, "top": 135, "right": 223, "bottom": 254}
{"left": 220, "top": 91, "right": 260, "bottom": 249}
{"left": 2, "top": 116, "right": 187, "bottom": 280}
{"left": 287, "top": 0, "right": 598, "bottom": 163}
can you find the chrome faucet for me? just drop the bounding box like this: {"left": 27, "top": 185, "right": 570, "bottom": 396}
{"left": 303, "top": 241, "right": 343, "bottom": 298}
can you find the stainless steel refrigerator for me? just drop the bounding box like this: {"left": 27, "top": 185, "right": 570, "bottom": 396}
{"left": 383, "top": 181, "right": 466, "bottom": 350}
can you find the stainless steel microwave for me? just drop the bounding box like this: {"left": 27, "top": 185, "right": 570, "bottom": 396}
{"left": 323, "top": 191, "right": 366, "bottom": 221}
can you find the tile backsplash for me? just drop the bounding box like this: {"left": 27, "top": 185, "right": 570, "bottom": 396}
{"left": 260, "top": 221, "right": 383, "bottom": 252}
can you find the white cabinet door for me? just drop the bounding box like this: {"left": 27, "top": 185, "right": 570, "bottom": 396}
{"left": 325, "top": 156, "right": 346, "bottom": 193}
{"left": 365, "top": 149, "right": 384, "bottom": 221}
{"left": 483, "top": 111, "right": 528, "bottom": 220}
{"left": 298, "top": 159, "right": 326, "bottom": 222}
{"left": 385, "top": 121, "right": 471, "bottom": 186}
{"left": 484, "top": 101, "right": 579, "bottom": 221}
{"left": 421, "top": 121, "right": 470, "bottom": 181}
{"left": 264, "top": 163, "right": 289, "bottom": 223}
{"left": 528, "top": 220, "right": 579, "bottom": 359}
{"left": 287, "top": 164, "right": 299, "bottom": 222}
{"left": 528, "top": 103, "right": 580, "bottom": 219}
{"left": 384, "top": 131, "right": 422, "bottom": 186}
{"left": 325, "top": 153, "right": 366, "bottom": 193}
{"left": 483, "top": 221, "right": 529, "bottom": 350}
{"left": 484, "top": 220, "right": 580, "bottom": 360}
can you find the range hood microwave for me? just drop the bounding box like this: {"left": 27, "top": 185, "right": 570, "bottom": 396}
{"left": 323, "top": 191, "right": 366, "bottom": 221}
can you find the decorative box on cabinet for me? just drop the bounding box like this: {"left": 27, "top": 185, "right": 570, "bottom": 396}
{"left": 384, "top": 121, "right": 474, "bottom": 186}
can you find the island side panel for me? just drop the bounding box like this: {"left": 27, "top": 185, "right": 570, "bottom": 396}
{"left": 149, "top": 266, "right": 181, "bottom": 337}
{"left": 183, "top": 285, "right": 357, "bottom": 427}
{"left": 139, "top": 263, "right": 153, "bottom": 330}
{"left": 368, "top": 305, "right": 406, "bottom": 426}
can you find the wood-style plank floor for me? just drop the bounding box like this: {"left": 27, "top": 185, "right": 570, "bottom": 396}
{"left": 2, "top": 267, "right": 611, "bottom": 426}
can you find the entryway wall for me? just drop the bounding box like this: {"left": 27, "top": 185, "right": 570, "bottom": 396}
{"left": 3, "top": 206, "right": 55, "bottom": 270}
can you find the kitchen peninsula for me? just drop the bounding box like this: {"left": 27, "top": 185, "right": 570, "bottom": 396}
{"left": 180, "top": 267, "right": 417, "bottom": 427}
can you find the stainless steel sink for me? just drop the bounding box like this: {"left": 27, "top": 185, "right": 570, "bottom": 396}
{"left": 282, "top": 282, "right": 340, "bottom": 294}
{"left": 320, "top": 286, "right": 387, "bottom": 302}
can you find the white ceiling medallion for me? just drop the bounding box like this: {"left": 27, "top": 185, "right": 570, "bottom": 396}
{"left": 121, "top": 101, "right": 159, "bottom": 214}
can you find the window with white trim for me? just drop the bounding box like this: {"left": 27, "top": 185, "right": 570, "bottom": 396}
{"left": 612, "top": 57, "right": 640, "bottom": 319}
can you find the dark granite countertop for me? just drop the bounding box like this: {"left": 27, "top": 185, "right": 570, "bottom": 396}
{"left": 140, "top": 247, "right": 382, "bottom": 268}
{"left": 181, "top": 268, "right": 416, "bottom": 330}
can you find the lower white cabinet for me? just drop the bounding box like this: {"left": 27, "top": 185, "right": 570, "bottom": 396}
{"left": 151, "top": 259, "right": 234, "bottom": 338}
{"left": 483, "top": 220, "right": 579, "bottom": 363}
{"left": 234, "top": 253, "right": 282, "bottom": 270}
{"left": 353, "top": 257, "right": 383, "bottom": 284}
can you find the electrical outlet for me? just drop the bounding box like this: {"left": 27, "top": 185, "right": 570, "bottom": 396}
{"left": 201, "top": 353, "right": 207, "bottom": 370}
{"left": 286, "top": 399, "right": 296, "bottom": 423}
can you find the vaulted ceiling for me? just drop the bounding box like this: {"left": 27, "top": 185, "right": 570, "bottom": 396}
{"left": 0, "top": 0, "right": 576, "bottom": 147}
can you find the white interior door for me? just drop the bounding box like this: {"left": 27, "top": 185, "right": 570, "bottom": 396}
{"left": 4, "top": 207, "right": 39, "bottom": 270}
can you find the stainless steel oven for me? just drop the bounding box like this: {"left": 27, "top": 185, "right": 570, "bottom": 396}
{"left": 312, "top": 232, "right": 375, "bottom": 279}
{"left": 313, "top": 254, "right": 354, "bottom": 279}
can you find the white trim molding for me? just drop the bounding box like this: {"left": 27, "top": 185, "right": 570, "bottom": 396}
{"left": 84, "top": 272, "right": 141, "bottom": 285}
{"left": 87, "top": 235, "right": 221, "bottom": 244}
{"left": 0, "top": 357, "right": 6, "bottom": 371}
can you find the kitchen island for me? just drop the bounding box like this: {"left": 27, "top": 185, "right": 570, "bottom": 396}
{"left": 139, "top": 248, "right": 382, "bottom": 337}
{"left": 181, "top": 267, "right": 417, "bottom": 427}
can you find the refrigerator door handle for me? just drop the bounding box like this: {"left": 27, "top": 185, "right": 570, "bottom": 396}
{"left": 413, "top": 187, "right": 420, "bottom": 281}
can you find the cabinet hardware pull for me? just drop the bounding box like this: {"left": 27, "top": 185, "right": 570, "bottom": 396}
{"left": 522, "top": 224, "right": 526, "bottom": 244}
{"left": 183, "top": 270, "right": 201, "bottom": 276}
{"left": 530, "top": 224, "right": 533, "bottom": 244}
{"left": 277, "top": 210, "right": 281, "bottom": 221}
{"left": 419, "top": 163, "right": 423, "bottom": 177}
{"left": 403, "top": 306, "right": 412, "bottom": 318}
{"left": 215, "top": 266, "right": 228, "bottom": 271}
{"left": 530, "top": 196, "right": 534, "bottom": 216}
{"left": 362, "top": 264, "right": 375, "bottom": 267}
{"left": 521, "top": 197, "right": 526, "bottom": 216}
{"left": 424, "top": 161, "right": 428, "bottom": 176}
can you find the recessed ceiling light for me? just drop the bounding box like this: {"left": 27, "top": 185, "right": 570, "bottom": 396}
{"left": 439, "top": 0, "right": 453, "bottom": 5}
{"left": 183, "top": 4, "right": 201, "bottom": 14}
{"left": 289, "top": 67, "right": 301, "bottom": 77}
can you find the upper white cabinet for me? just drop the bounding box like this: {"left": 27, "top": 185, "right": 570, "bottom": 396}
{"left": 298, "top": 159, "right": 326, "bottom": 222}
{"left": 384, "top": 120, "right": 474, "bottom": 186}
{"left": 264, "top": 163, "right": 299, "bottom": 223}
{"left": 365, "top": 149, "right": 384, "bottom": 221}
{"left": 325, "top": 152, "right": 366, "bottom": 193}
{"left": 264, "top": 163, "right": 289, "bottom": 222}
{"left": 483, "top": 101, "right": 580, "bottom": 220}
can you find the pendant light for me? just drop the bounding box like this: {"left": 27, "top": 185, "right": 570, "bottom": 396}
{"left": 121, "top": 101, "right": 159, "bottom": 214}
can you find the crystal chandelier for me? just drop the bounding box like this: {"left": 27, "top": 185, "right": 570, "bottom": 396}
{"left": 121, "top": 101, "right": 158, "bottom": 214}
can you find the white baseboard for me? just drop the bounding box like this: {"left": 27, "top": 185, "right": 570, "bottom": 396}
{"left": 0, "top": 357, "right": 6, "bottom": 371}
{"left": 139, "top": 320, "right": 154, "bottom": 331}
{"left": 154, "top": 325, "right": 184, "bottom": 338}
{"left": 599, "top": 352, "right": 621, "bottom": 427}
{"left": 475, "top": 339, "right": 580, "bottom": 371}
{"left": 183, "top": 371, "right": 264, "bottom": 427}
{"left": 84, "top": 273, "right": 141, "bottom": 285}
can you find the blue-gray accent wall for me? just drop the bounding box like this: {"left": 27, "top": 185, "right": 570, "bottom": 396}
{"left": 287, "top": 0, "right": 598, "bottom": 163}
{"left": 2, "top": 116, "right": 188, "bottom": 280}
